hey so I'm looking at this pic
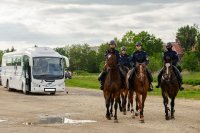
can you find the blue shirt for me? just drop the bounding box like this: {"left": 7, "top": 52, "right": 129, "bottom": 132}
{"left": 130, "top": 50, "right": 149, "bottom": 65}
{"left": 104, "top": 49, "right": 120, "bottom": 63}
{"left": 119, "top": 54, "right": 130, "bottom": 68}
{"left": 163, "top": 50, "right": 179, "bottom": 66}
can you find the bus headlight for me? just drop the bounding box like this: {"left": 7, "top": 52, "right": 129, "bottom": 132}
{"left": 58, "top": 82, "right": 64, "bottom": 87}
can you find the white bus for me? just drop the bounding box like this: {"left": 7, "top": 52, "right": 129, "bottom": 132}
{"left": 1, "top": 47, "right": 69, "bottom": 95}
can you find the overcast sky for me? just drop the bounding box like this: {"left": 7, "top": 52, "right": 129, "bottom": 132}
{"left": 0, "top": 0, "right": 200, "bottom": 50}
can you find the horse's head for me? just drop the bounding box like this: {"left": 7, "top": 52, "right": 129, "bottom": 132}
{"left": 163, "top": 57, "right": 173, "bottom": 81}
{"left": 135, "top": 62, "right": 146, "bottom": 81}
{"left": 106, "top": 52, "right": 117, "bottom": 69}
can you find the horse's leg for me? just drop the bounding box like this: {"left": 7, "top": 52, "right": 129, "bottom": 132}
{"left": 110, "top": 98, "right": 114, "bottom": 117}
{"left": 162, "top": 91, "right": 170, "bottom": 120}
{"left": 137, "top": 93, "right": 143, "bottom": 122}
{"left": 118, "top": 92, "right": 123, "bottom": 112}
{"left": 122, "top": 90, "right": 128, "bottom": 115}
{"left": 171, "top": 97, "right": 175, "bottom": 119}
{"left": 105, "top": 95, "right": 111, "bottom": 120}
{"left": 135, "top": 96, "right": 139, "bottom": 117}
{"left": 121, "top": 90, "right": 127, "bottom": 115}
{"left": 127, "top": 90, "right": 132, "bottom": 111}
{"left": 114, "top": 96, "right": 119, "bottom": 122}
{"left": 128, "top": 90, "right": 135, "bottom": 117}
{"left": 140, "top": 93, "right": 147, "bottom": 123}
{"left": 136, "top": 93, "right": 142, "bottom": 120}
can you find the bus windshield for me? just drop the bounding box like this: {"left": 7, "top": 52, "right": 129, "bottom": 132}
{"left": 32, "top": 57, "right": 64, "bottom": 80}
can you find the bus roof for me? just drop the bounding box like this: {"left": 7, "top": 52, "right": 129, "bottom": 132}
{"left": 3, "top": 47, "right": 63, "bottom": 58}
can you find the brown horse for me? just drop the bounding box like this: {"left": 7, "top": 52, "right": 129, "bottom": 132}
{"left": 103, "top": 52, "right": 121, "bottom": 122}
{"left": 118, "top": 65, "right": 129, "bottom": 115}
{"left": 126, "top": 70, "right": 135, "bottom": 115}
{"left": 160, "top": 60, "right": 180, "bottom": 120}
{"left": 129, "top": 63, "right": 149, "bottom": 122}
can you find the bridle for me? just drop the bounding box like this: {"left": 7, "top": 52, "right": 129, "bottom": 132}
{"left": 135, "top": 63, "right": 146, "bottom": 81}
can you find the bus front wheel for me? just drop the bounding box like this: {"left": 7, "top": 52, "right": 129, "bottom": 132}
{"left": 22, "top": 83, "right": 29, "bottom": 95}
{"left": 6, "top": 80, "right": 12, "bottom": 91}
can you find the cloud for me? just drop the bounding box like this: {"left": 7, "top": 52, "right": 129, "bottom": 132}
{"left": 0, "top": 0, "right": 200, "bottom": 51}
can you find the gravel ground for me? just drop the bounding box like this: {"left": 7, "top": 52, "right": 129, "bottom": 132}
{"left": 0, "top": 86, "right": 199, "bottom": 133}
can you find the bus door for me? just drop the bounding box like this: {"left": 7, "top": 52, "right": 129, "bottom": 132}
{"left": 23, "top": 55, "right": 31, "bottom": 91}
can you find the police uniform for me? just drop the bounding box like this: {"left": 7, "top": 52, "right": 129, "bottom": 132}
{"left": 98, "top": 40, "right": 121, "bottom": 90}
{"left": 105, "top": 49, "right": 120, "bottom": 64}
{"left": 131, "top": 51, "right": 149, "bottom": 65}
{"left": 128, "top": 49, "right": 153, "bottom": 91}
{"left": 119, "top": 54, "right": 130, "bottom": 68}
{"left": 156, "top": 43, "right": 184, "bottom": 90}
{"left": 163, "top": 50, "right": 179, "bottom": 66}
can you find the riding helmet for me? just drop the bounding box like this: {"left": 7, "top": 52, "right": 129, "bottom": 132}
{"left": 166, "top": 42, "right": 173, "bottom": 48}
{"left": 121, "top": 46, "right": 126, "bottom": 51}
{"left": 109, "top": 40, "right": 116, "bottom": 46}
{"left": 135, "top": 42, "right": 142, "bottom": 46}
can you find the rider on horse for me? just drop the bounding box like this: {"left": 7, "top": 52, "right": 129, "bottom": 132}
{"left": 119, "top": 46, "right": 130, "bottom": 89}
{"left": 156, "top": 42, "right": 184, "bottom": 90}
{"left": 98, "top": 40, "right": 120, "bottom": 90}
{"left": 119, "top": 46, "right": 131, "bottom": 69}
{"left": 128, "top": 42, "right": 153, "bottom": 91}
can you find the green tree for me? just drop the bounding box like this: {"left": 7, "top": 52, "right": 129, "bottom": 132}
{"left": 176, "top": 25, "right": 198, "bottom": 51}
{"left": 54, "top": 47, "right": 67, "bottom": 57}
{"left": 97, "top": 43, "right": 108, "bottom": 71}
{"left": 196, "top": 32, "right": 200, "bottom": 52}
{"left": 0, "top": 50, "right": 4, "bottom": 66}
{"left": 182, "top": 52, "right": 200, "bottom": 71}
{"left": 87, "top": 50, "right": 99, "bottom": 73}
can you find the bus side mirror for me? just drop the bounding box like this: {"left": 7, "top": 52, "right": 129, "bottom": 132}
{"left": 63, "top": 56, "right": 69, "bottom": 68}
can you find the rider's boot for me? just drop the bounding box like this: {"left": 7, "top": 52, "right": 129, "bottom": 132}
{"left": 173, "top": 66, "right": 184, "bottom": 91}
{"left": 128, "top": 68, "right": 135, "bottom": 90}
{"left": 100, "top": 81, "right": 104, "bottom": 90}
{"left": 146, "top": 68, "right": 154, "bottom": 91}
{"left": 98, "top": 70, "right": 106, "bottom": 90}
{"left": 156, "top": 69, "right": 163, "bottom": 88}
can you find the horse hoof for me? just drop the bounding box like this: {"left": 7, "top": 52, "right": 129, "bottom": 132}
{"left": 123, "top": 112, "right": 126, "bottom": 115}
{"left": 114, "top": 119, "right": 118, "bottom": 123}
{"left": 132, "top": 115, "right": 135, "bottom": 119}
{"left": 106, "top": 115, "right": 111, "bottom": 120}
{"left": 165, "top": 116, "right": 170, "bottom": 120}
{"left": 135, "top": 112, "right": 139, "bottom": 117}
{"left": 140, "top": 118, "right": 145, "bottom": 123}
{"left": 140, "top": 119, "right": 145, "bottom": 123}
{"left": 171, "top": 116, "right": 175, "bottom": 120}
{"left": 131, "top": 109, "right": 134, "bottom": 113}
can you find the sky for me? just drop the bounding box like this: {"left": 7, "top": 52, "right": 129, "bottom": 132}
{"left": 0, "top": 0, "right": 200, "bottom": 51}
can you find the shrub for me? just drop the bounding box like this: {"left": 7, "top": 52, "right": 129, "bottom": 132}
{"left": 182, "top": 52, "right": 200, "bottom": 72}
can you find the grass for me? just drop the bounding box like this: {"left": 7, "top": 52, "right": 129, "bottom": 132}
{"left": 182, "top": 72, "right": 200, "bottom": 85}
{"left": 65, "top": 72, "right": 200, "bottom": 100}
{"left": 66, "top": 76, "right": 100, "bottom": 90}
{"left": 148, "top": 83, "right": 200, "bottom": 100}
